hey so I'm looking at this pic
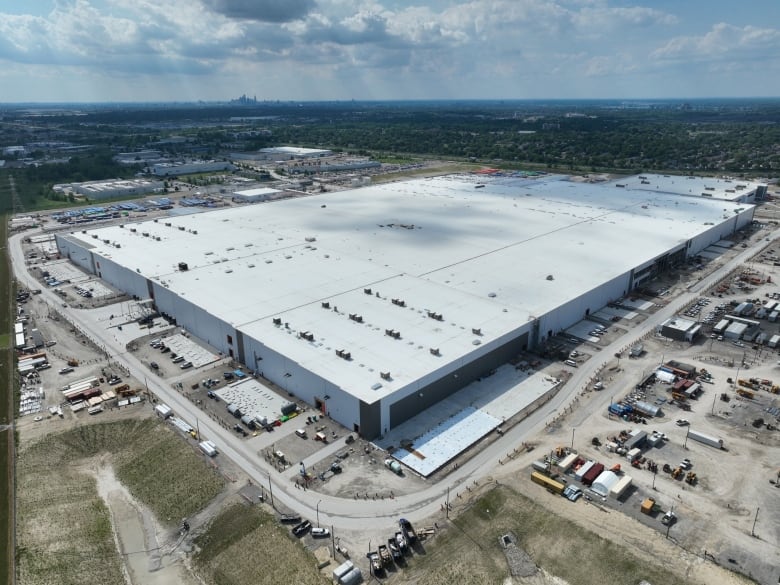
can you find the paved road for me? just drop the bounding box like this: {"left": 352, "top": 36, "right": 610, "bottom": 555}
{"left": 8, "top": 227, "right": 778, "bottom": 534}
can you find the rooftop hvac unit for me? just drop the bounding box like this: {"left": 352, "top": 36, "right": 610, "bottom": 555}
{"left": 380, "top": 371, "right": 391, "bottom": 380}
{"left": 178, "top": 226, "right": 185, "bottom": 231}
{"left": 472, "top": 328, "right": 482, "bottom": 336}
{"left": 272, "top": 317, "right": 282, "bottom": 326}
{"left": 178, "top": 262, "right": 188, "bottom": 271}
{"left": 430, "top": 348, "right": 441, "bottom": 356}
{"left": 321, "top": 301, "right": 330, "bottom": 309}
{"left": 364, "top": 288, "right": 372, "bottom": 295}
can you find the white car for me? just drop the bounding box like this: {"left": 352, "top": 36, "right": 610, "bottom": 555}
{"left": 675, "top": 419, "right": 690, "bottom": 426}
{"left": 311, "top": 527, "right": 330, "bottom": 537}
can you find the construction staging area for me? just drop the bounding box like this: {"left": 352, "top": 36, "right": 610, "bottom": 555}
{"left": 10, "top": 171, "right": 780, "bottom": 585}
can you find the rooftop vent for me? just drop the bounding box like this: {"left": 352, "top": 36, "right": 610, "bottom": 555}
{"left": 427, "top": 311, "right": 444, "bottom": 321}
{"left": 391, "top": 298, "right": 406, "bottom": 307}
{"left": 385, "top": 329, "right": 401, "bottom": 339}
{"left": 130, "top": 228, "right": 136, "bottom": 232}
{"left": 272, "top": 317, "right": 282, "bottom": 326}
{"left": 349, "top": 313, "right": 364, "bottom": 323}
{"left": 364, "top": 288, "right": 372, "bottom": 295}
{"left": 178, "top": 226, "right": 185, "bottom": 231}
{"left": 305, "top": 236, "right": 316, "bottom": 242}
{"left": 299, "top": 331, "right": 315, "bottom": 342}
{"left": 178, "top": 262, "right": 188, "bottom": 271}
{"left": 380, "top": 371, "right": 392, "bottom": 380}
{"left": 165, "top": 222, "right": 171, "bottom": 227}
{"left": 429, "top": 347, "right": 441, "bottom": 356}
{"left": 321, "top": 301, "right": 330, "bottom": 309}
{"left": 335, "top": 349, "right": 352, "bottom": 360}
{"left": 546, "top": 274, "right": 554, "bottom": 281}
{"left": 472, "top": 328, "right": 482, "bottom": 336}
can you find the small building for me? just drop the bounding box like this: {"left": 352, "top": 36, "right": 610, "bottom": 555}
{"left": 232, "top": 187, "right": 281, "bottom": 203}
{"left": 659, "top": 317, "right": 700, "bottom": 342}
{"left": 769, "top": 334, "right": 780, "bottom": 349}
{"left": 713, "top": 318, "right": 730, "bottom": 333}
{"left": 724, "top": 321, "right": 748, "bottom": 340}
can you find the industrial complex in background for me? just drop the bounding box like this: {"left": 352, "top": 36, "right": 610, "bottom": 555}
{"left": 54, "top": 172, "right": 765, "bottom": 439}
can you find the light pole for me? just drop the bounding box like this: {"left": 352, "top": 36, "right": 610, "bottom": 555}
{"left": 316, "top": 499, "right": 322, "bottom": 527}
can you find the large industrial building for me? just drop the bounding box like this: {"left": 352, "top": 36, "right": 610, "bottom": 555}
{"left": 55, "top": 173, "right": 756, "bottom": 438}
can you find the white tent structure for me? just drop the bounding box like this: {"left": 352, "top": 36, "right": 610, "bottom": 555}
{"left": 591, "top": 470, "right": 620, "bottom": 497}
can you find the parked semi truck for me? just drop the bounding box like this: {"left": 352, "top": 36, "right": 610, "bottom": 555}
{"left": 687, "top": 429, "right": 724, "bottom": 449}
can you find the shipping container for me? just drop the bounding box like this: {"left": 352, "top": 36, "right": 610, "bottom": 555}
{"left": 574, "top": 460, "right": 595, "bottom": 481}
{"left": 530, "top": 471, "right": 565, "bottom": 495}
{"left": 687, "top": 429, "right": 723, "bottom": 449}
{"left": 582, "top": 463, "right": 605, "bottom": 486}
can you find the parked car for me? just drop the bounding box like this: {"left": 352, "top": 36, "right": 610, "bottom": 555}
{"left": 150, "top": 362, "right": 159, "bottom": 370}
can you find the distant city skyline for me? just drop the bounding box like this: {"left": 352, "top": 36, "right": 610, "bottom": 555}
{"left": 0, "top": 0, "right": 779, "bottom": 103}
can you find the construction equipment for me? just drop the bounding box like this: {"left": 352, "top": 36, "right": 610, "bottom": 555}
{"left": 671, "top": 467, "right": 683, "bottom": 480}
{"left": 641, "top": 497, "right": 656, "bottom": 515}
{"left": 685, "top": 472, "right": 697, "bottom": 485}
{"left": 737, "top": 388, "right": 755, "bottom": 399}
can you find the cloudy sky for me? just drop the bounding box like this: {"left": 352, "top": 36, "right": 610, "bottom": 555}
{"left": 1, "top": 0, "right": 779, "bottom": 103}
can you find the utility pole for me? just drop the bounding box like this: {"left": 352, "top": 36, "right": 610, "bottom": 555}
{"left": 571, "top": 428, "right": 575, "bottom": 450}
{"left": 446, "top": 486, "right": 450, "bottom": 519}
{"left": 751, "top": 507, "right": 759, "bottom": 537}
{"left": 268, "top": 475, "right": 274, "bottom": 509}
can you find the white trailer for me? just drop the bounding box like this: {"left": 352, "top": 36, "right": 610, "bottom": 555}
{"left": 199, "top": 440, "right": 218, "bottom": 457}
{"left": 155, "top": 403, "right": 173, "bottom": 419}
{"left": 687, "top": 429, "right": 723, "bottom": 449}
{"left": 769, "top": 334, "right": 780, "bottom": 349}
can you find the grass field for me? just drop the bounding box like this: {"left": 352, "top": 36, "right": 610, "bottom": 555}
{"left": 194, "top": 503, "right": 331, "bottom": 585}
{"left": 400, "top": 485, "right": 738, "bottom": 585}
{"left": 16, "top": 419, "right": 226, "bottom": 585}
{"left": 1, "top": 212, "right": 16, "bottom": 585}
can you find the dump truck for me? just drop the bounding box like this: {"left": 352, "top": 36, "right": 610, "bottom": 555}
{"left": 378, "top": 544, "right": 393, "bottom": 567}
{"left": 687, "top": 429, "right": 724, "bottom": 449}
{"left": 640, "top": 497, "right": 656, "bottom": 515}
{"left": 395, "top": 530, "right": 408, "bottom": 552}
{"left": 399, "top": 518, "right": 417, "bottom": 544}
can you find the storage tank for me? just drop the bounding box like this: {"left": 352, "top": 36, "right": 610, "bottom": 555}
{"left": 226, "top": 403, "right": 242, "bottom": 418}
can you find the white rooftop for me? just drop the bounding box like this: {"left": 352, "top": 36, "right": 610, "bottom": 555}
{"left": 61, "top": 173, "right": 752, "bottom": 401}
{"left": 260, "top": 146, "right": 331, "bottom": 156}
{"left": 607, "top": 173, "right": 766, "bottom": 202}
{"left": 233, "top": 187, "right": 281, "bottom": 198}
